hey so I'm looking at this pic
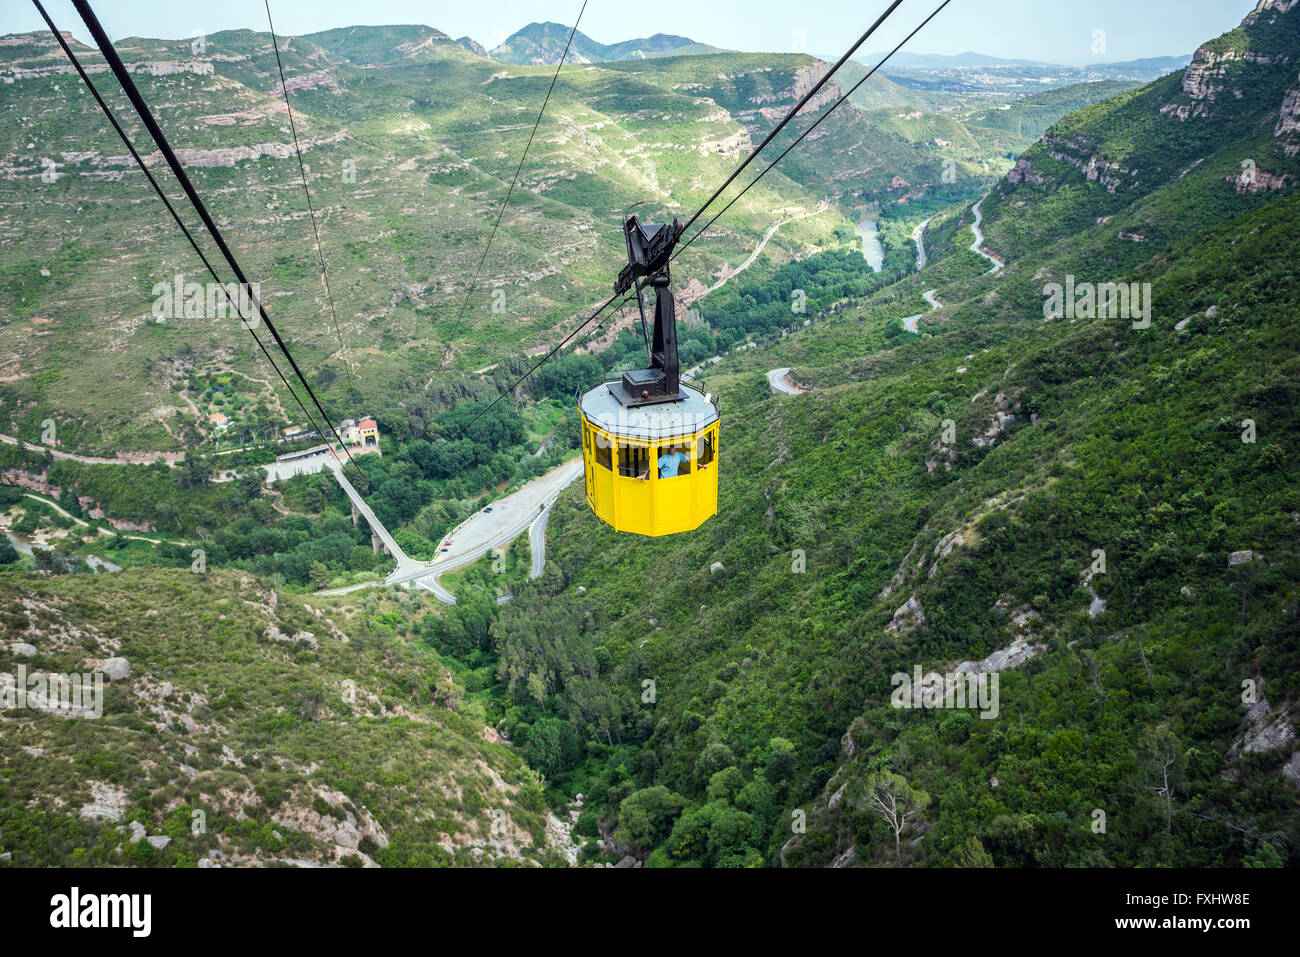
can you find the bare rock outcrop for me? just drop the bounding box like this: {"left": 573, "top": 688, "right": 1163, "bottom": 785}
{"left": 886, "top": 595, "right": 927, "bottom": 634}
{"left": 1275, "top": 81, "right": 1300, "bottom": 153}
{"left": 1230, "top": 677, "right": 1296, "bottom": 760}
{"left": 1005, "top": 158, "right": 1046, "bottom": 186}
{"left": 271, "top": 788, "right": 389, "bottom": 865}
{"left": 1228, "top": 165, "right": 1292, "bottom": 193}
{"left": 78, "top": 781, "right": 127, "bottom": 823}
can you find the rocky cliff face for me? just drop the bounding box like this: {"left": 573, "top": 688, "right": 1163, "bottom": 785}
{"left": 1245, "top": 0, "right": 1300, "bottom": 25}
{"left": 1001, "top": 0, "right": 1299, "bottom": 210}
{"left": 1162, "top": 0, "right": 1299, "bottom": 121}
{"left": 1003, "top": 157, "right": 1046, "bottom": 185}
{"left": 1229, "top": 163, "right": 1293, "bottom": 192}
{"left": 1045, "top": 139, "right": 1139, "bottom": 193}
{"left": 455, "top": 36, "right": 487, "bottom": 57}
{"left": 1275, "top": 79, "right": 1300, "bottom": 154}
{"left": 1164, "top": 48, "right": 1281, "bottom": 121}
{"left": 796, "top": 62, "right": 843, "bottom": 106}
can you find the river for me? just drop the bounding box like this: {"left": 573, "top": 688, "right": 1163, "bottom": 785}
{"left": 857, "top": 214, "right": 885, "bottom": 272}
{"left": 3, "top": 530, "right": 120, "bottom": 572}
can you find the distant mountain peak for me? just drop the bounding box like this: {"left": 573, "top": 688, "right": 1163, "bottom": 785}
{"left": 455, "top": 36, "right": 487, "bottom": 57}
{"left": 299, "top": 24, "right": 454, "bottom": 66}
{"left": 488, "top": 22, "right": 717, "bottom": 65}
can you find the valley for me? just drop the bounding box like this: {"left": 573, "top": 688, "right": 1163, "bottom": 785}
{"left": 0, "top": 0, "right": 1297, "bottom": 875}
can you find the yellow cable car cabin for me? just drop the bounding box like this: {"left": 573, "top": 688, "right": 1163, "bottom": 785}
{"left": 578, "top": 214, "right": 720, "bottom": 536}
{"left": 579, "top": 382, "right": 719, "bottom": 536}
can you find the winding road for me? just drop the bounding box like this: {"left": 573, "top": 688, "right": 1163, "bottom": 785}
{"left": 902, "top": 289, "right": 943, "bottom": 334}
{"left": 912, "top": 218, "right": 931, "bottom": 269}
{"left": 766, "top": 196, "right": 1005, "bottom": 387}
{"left": 969, "top": 197, "right": 1005, "bottom": 274}
{"left": 766, "top": 367, "right": 806, "bottom": 396}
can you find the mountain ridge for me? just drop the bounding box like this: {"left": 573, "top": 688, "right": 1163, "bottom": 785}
{"left": 1, "top": 1, "right": 1297, "bottom": 871}
{"left": 483, "top": 0, "right": 1300, "bottom": 868}
{"left": 486, "top": 21, "right": 723, "bottom": 65}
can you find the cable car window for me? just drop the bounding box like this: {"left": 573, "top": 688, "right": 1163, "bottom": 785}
{"left": 696, "top": 433, "right": 715, "bottom": 469}
{"left": 619, "top": 443, "right": 651, "bottom": 479}
{"left": 594, "top": 432, "right": 612, "bottom": 471}
{"left": 657, "top": 444, "right": 691, "bottom": 479}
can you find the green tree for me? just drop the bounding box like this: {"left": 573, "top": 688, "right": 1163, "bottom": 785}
{"left": 955, "top": 835, "right": 995, "bottom": 868}
{"left": 1243, "top": 842, "right": 1284, "bottom": 868}
{"left": 308, "top": 561, "right": 332, "bottom": 590}
{"left": 695, "top": 741, "right": 736, "bottom": 785}
{"left": 706, "top": 766, "right": 746, "bottom": 805}
{"left": 850, "top": 771, "right": 930, "bottom": 867}
{"left": 521, "top": 717, "right": 580, "bottom": 779}
{"left": 764, "top": 737, "right": 797, "bottom": 791}
{"left": 614, "top": 786, "right": 688, "bottom": 852}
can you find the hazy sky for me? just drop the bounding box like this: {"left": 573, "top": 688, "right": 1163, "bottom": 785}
{"left": 6, "top": 1, "right": 1259, "bottom": 63}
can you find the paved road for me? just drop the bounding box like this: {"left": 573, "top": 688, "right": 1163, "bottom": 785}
{"left": 0, "top": 432, "right": 184, "bottom": 467}
{"left": 970, "top": 198, "right": 1005, "bottom": 274}
{"left": 912, "top": 218, "right": 931, "bottom": 270}
{"left": 410, "top": 495, "right": 563, "bottom": 604}
{"left": 321, "top": 458, "right": 583, "bottom": 603}
{"left": 766, "top": 367, "right": 805, "bottom": 396}
{"left": 529, "top": 499, "right": 557, "bottom": 578}
{"left": 901, "top": 290, "right": 942, "bottom": 334}
{"left": 411, "top": 573, "right": 458, "bottom": 604}
{"left": 407, "top": 459, "right": 582, "bottom": 604}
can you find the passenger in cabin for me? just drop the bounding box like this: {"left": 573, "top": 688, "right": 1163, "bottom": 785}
{"left": 696, "top": 435, "right": 712, "bottom": 470}
{"left": 658, "top": 445, "right": 689, "bottom": 479}
{"left": 624, "top": 444, "right": 652, "bottom": 480}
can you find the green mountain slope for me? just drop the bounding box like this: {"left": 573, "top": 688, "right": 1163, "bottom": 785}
{"left": 3, "top": 2, "right": 1298, "bottom": 872}
{"left": 966, "top": 80, "right": 1141, "bottom": 150}
{"left": 0, "top": 27, "right": 846, "bottom": 453}
{"left": 0, "top": 568, "right": 573, "bottom": 867}
{"left": 981, "top": 1, "right": 1300, "bottom": 262}
{"left": 470, "top": 0, "right": 1300, "bottom": 868}
{"left": 0, "top": 22, "right": 1053, "bottom": 462}
{"left": 301, "top": 24, "right": 459, "bottom": 65}
{"left": 599, "top": 53, "right": 989, "bottom": 206}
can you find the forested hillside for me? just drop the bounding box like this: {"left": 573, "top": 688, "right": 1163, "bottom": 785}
{"left": 1, "top": 1, "right": 1297, "bottom": 871}
{"left": 451, "top": 0, "right": 1300, "bottom": 867}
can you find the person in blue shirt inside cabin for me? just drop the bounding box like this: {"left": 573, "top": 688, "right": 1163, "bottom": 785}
{"left": 657, "top": 444, "right": 689, "bottom": 479}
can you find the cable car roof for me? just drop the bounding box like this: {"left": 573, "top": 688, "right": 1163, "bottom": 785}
{"left": 580, "top": 382, "right": 718, "bottom": 442}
